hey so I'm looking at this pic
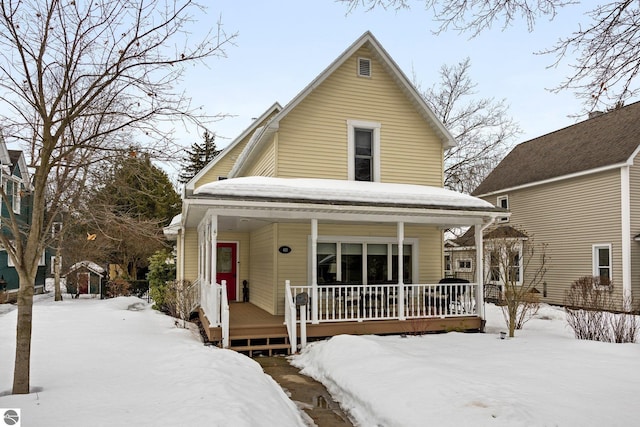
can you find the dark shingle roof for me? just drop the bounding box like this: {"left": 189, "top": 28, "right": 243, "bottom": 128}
{"left": 472, "top": 101, "right": 640, "bottom": 196}
{"left": 450, "top": 225, "right": 528, "bottom": 247}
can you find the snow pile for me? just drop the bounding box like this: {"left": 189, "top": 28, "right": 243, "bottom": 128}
{"left": 194, "top": 176, "right": 495, "bottom": 209}
{"left": 0, "top": 296, "right": 304, "bottom": 427}
{"left": 3, "top": 296, "right": 639, "bottom": 427}
{"left": 292, "top": 304, "right": 640, "bottom": 426}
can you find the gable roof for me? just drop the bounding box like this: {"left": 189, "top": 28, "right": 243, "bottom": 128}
{"left": 450, "top": 225, "right": 528, "bottom": 248}
{"left": 472, "top": 101, "right": 640, "bottom": 196}
{"left": 65, "top": 260, "right": 105, "bottom": 277}
{"left": 184, "top": 102, "right": 282, "bottom": 192}
{"left": 229, "top": 31, "right": 456, "bottom": 178}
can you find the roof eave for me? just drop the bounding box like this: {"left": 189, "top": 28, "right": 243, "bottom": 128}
{"left": 185, "top": 102, "right": 282, "bottom": 192}
{"left": 474, "top": 162, "right": 627, "bottom": 198}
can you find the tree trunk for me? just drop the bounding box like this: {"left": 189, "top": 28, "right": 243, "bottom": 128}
{"left": 508, "top": 302, "right": 517, "bottom": 338}
{"left": 54, "top": 247, "right": 62, "bottom": 301}
{"left": 12, "top": 277, "right": 35, "bottom": 394}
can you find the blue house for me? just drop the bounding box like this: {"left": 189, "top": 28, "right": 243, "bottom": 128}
{"left": 0, "top": 138, "right": 48, "bottom": 300}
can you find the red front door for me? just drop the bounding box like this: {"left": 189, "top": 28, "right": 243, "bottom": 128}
{"left": 216, "top": 242, "right": 237, "bottom": 301}
{"left": 78, "top": 272, "right": 89, "bottom": 294}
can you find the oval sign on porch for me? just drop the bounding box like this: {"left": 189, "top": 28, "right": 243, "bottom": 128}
{"left": 278, "top": 246, "right": 292, "bottom": 254}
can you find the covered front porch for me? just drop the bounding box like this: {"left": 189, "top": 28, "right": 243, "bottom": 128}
{"left": 200, "top": 298, "right": 483, "bottom": 356}
{"left": 178, "top": 177, "right": 505, "bottom": 353}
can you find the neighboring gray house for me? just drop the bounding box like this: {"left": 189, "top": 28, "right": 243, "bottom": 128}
{"left": 472, "top": 102, "right": 640, "bottom": 308}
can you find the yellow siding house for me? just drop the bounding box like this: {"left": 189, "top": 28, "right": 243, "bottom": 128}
{"left": 166, "top": 32, "right": 505, "bottom": 355}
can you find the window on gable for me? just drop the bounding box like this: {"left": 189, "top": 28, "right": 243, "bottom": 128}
{"left": 52, "top": 222, "right": 63, "bottom": 239}
{"left": 497, "top": 195, "right": 509, "bottom": 223}
{"left": 354, "top": 129, "right": 373, "bottom": 181}
{"left": 4, "top": 179, "right": 21, "bottom": 214}
{"left": 456, "top": 258, "right": 473, "bottom": 272}
{"left": 347, "top": 120, "right": 381, "bottom": 182}
{"left": 593, "top": 244, "right": 612, "bottom": 285}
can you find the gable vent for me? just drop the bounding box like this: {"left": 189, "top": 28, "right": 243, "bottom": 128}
{"left": 358, "top": 58, "right": 371, "bottom": 77}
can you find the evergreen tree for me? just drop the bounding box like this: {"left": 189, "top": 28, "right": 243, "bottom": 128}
{"left": 178, "top": 130, "right": 221, "bottom": 184}
{"left": 95, "top": 152, "right": 182, "bottom": 225}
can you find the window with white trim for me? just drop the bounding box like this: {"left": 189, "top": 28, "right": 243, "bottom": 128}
{"left": 315, "top": 237, "right": 414, "bottom": 285}
{"left": 593, "top": 244, "right": 612, "bottom": 285}
{"left": 487, "top": 244, "right": 523, "bottom": 285}
{"left": 444, "top": 254, "right": 452, "bottom": 275}
{"left": 456, "top": 258, "right": 473, "bottom": 272}
{"left": 52, "top": 222, "right": 63, "bottom": 239}
{"left": 4, "top": 179, "right": 21, "bottom": 214}
{"left": 7, "top": 248, "right": 46, "bottom": 267}
{"left": 497, "top": 195, "right": 509, "bottom": 223}
{"left": 347, "top": 120, "right": 381, "bottom": 182}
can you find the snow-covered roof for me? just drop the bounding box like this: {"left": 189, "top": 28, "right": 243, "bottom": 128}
{"left": 193, "top": 177, "right": 495, "bottom": 210}
{"left": 66, "top": 260, "right": 105, "bottom": 276}
{"left": 184, "top": 103, "right": 282, "bottom": 192}
{"left": 163, "top": 214, "right": 182, "bottom": 240}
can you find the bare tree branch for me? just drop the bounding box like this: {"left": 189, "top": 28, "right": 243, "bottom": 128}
{"left": 0, "top": 0, "right": 236, "bottom": 395}
{"left": 414, "top": 58, "right": 521, "bottom": 193}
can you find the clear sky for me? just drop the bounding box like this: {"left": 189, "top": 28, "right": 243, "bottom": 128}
{"left": 169, "top": 1, "right": 610, "bottom": 173}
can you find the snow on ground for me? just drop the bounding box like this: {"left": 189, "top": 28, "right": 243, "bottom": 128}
{"left": 0, "top": 295, "right": 304, "bottom": 427}
{"left": 2, "top": 296, "right": 640, "bottom": 427}
{"left": 292, "top": 305, "right": 640, "bottom": 427}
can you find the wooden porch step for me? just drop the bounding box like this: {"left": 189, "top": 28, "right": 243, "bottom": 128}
{"left": 230, "top": 336, "right": 292, "bottom": 357}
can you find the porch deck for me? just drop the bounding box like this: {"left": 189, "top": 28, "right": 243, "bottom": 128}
{"left": 199, "top": 302, "right": 482, "bottom": 356}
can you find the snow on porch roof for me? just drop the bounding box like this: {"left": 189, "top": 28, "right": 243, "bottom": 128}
{"left": 193, "top": 177, "right": 496, "bottom": 211}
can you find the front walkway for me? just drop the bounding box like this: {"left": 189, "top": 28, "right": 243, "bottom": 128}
{"left": 257, "top": 356, "right": 353, "bottom": 426}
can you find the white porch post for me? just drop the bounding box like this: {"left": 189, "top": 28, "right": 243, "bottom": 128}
{"left": 204, "top": 224, "right": 210, "bottom": 285}
{"left": 311, "top": 219, "right": 319, "bottom": 324}
{"left": 397, "top": 222, "right": 406, "bottom": 320}
{"left": 475, "top": 224, "right": 485, "bottom": 321}
{"left": 211, "top": 215, "right": 218, "bottom": 285}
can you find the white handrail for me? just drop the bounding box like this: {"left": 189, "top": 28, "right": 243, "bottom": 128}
{"left": 290, "top": 282, "right": 478, "bottom": 322}
{"left": 200, "top": 279, "right": 220, "bottom": 326}
{"left": 284, "top": 280, "right": 297, "bottom": 354}
{"left": 221, "top": 280, "right": 230, "bottom": 348}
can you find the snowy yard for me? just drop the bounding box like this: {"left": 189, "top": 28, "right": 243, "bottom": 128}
{"left": 1, "top": 295, "right": 640, "bottom": 426}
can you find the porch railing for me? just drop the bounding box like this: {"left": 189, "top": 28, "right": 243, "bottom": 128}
{"left": 200, "top": 279, "right": 230, "bottom": 348}
{"left": 201, "top": 279, "right": 220, "bottom": 326}
{"left": 289, "top": 282, "right": 477, "bottom": 323}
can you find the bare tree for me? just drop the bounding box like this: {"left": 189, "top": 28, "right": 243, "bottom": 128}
{"left": 485, "top": 228, "right": 547, "bottom": 337}
{"left": 414, "top": 58, "right": 521, "bottom": 193}
{"left": 340, "top": 0, "right": 639, "bottom": 110}
{"left": 0, "top": 0, "right": 235, "bottom": 394}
